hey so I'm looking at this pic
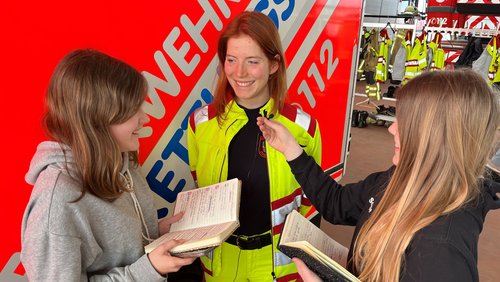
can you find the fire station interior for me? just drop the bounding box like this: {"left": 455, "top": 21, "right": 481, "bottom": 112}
{"left": 323, "top": 1, "right": 499, "bottom": 281}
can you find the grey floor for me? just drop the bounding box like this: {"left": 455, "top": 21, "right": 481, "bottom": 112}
{"left": 320, "top": 95, "right": 500, "bottom": 281}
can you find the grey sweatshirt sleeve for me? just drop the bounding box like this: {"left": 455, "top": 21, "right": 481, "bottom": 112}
{"left": 88, "top": 255, "right": 166, "bottom": 282}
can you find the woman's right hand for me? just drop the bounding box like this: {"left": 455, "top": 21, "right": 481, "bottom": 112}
{"left": 148, "top": 239, "right": 196, "bottom": 275}
{"left": 256, "top": 117, "right": 303, "bottom": 161}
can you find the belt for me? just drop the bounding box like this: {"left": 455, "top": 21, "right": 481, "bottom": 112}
{"left": 226, "top": 233, "right": 272, "bottom": 250}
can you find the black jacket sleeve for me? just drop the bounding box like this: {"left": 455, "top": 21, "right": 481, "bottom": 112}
{"left": 288, "top": 151, "right": 392, "bottom": 226}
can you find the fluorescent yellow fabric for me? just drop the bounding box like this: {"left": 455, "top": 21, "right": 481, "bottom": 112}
{"left": 202, "top": 241, "right": 302, "bottom": 282}
{"left": 365, "top": 82, "right": 380, "bottom": 100}
{"left": 187, "top": 98, "right": 322, "bottom": 280}
{"left": 403, "top": 32, "right": 427, "bottom": 84}
{"left": 375, "top": 29, "right": 392, "bottom": 83}
{"left": 487, "top": 36, "right": 500, "bottom": 84}
{"left": 429, "top": 33, "right": 445, "bottom": 71}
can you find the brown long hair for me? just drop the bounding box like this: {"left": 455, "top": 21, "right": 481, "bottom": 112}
{"left": 212, "top": 11, "right": 287, "bottom": 124}
{"left": 44, "top": 49, "right": 147, "bottom": 201}
{"left": 353, "top": 70, "right": 499, "bottom": 281}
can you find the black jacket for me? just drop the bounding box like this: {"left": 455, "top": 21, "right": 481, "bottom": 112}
{"left": 288, "top": 152, "right": 500, "bottom": 281}
{"left": 455, "top": 37, "right": 484, "bottom": 68}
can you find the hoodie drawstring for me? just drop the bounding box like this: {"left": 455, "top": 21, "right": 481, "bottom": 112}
{"left": 122, "top": 169, "right": 154, "bottom": 244}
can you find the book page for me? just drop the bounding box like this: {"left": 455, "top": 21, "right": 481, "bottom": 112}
{"left": 144, "top": 178, "right": 241, "bottom": 254}
{"left": 145, "top": 221, "right": 237, "bottom": 254}
{"left": 289, "top": 241, "right": 354, "bottom": 277}
{"left": 280, "top": 242, "right": 360, "bottom": 282}
{"left": 281, "top": 210, "right": 348, "bottom": 267}
{"left": 171, "top": 178, "right": 240, "bottom": 232}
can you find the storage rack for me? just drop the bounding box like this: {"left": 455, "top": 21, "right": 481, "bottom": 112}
{"left": 355, "top": 21, "right": 419, "bottom": 122}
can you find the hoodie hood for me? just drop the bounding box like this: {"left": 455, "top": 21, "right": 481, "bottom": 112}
{"left": 26, "top": 141, "right": 131, "bottom": 186}
{"left": 25, "top": 141, "right": 75, "bottom": 185}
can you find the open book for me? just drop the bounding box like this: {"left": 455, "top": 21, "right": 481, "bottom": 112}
{"left": 145, "top": 178, "right": 241, "bottom": 257}
{"left": 278, "top": 210, "right": 360, "bottom": 282}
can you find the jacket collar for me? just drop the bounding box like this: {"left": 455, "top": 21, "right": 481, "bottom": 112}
{"left": 225, "top": 98, "right": 275, "bottom": 120}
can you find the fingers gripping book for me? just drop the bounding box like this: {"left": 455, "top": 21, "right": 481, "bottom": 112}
{"left": 145, "top": 178, "right": 241, "bottom": 257}
{"left": 278, "top": 210, "right": 360, "bottom": 282}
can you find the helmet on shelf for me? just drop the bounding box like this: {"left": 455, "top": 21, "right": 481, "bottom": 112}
{"left": 402, "top": 5, "right": 418, "bottom": 16}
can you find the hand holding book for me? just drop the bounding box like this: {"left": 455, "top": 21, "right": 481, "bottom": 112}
{"left": 145, "top": 178, "right": 242, "bottom": 257}
{"left": 293, "top": 257, "right": 323, "bottom": 282}
{"left": 148, "top": 238, "right": 197, "bottom": 272}
{"left": 278, "top": 210, "right": 360, "bottom": 282}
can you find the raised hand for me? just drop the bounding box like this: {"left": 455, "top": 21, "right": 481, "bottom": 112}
{"left": 256, "top": 116, "right": 303, "bottom": 161}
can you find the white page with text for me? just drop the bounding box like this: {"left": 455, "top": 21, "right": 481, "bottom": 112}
{"left": 283, "top": 210, "right": 348, "bottom": 267}
{"left": 171, "top": 178, "right": 240, "bottom": 231}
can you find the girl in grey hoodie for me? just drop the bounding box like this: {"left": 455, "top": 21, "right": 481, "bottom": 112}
{"left": 21, "top": 49, "right": 195, "bottom": 281}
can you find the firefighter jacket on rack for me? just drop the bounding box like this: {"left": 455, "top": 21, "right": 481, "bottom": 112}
{"left": 357, "top": 28, "right": 371, "bottom": 81}
{"left": 358, "top": 28, "right": 380, "bottom": 100}
{"left": 486, "top": 35, "right": 500, "bottom": 84}
{"left": 455, "top": 36, "right": 484, "bottom": 68}
{"left": 472, "top": 35, "right": 500, "bottom": 83}
{"left": 357, "top": 28, "right": 378, "bottom": 81}
{"left": 428, "top": 32, "right": 445, "bottom": 71}
{"left": 403, "top": 32, "right": 427, "bottom": 84}
{"left": 375, "top": 28, "right": 392, "bottom": 84}
{"left": 389, "top": 28, "right": 408, "bottom": 82}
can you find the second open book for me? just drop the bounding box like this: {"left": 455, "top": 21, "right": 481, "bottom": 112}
{"left": 278, "top": 210, "right": 361, "bottom": 282}
{"left": 144, "top": 178, "right": 241, "bottom": 257}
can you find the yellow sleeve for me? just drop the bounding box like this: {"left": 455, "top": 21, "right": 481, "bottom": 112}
{"left": 299, "top": 120, "right": 322, "bottom": 219}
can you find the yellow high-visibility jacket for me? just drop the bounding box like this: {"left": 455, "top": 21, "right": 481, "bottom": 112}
{"left": 404, "top": 32, "right": 427, "bottom": 83}
{"left": 187, "top": 98, "right": 322, "bottom": 279}
{"left": 429, "top": 32, "right": 445, "bottom": 71}
{"left": 375, "top": 29, "right": 392, "bottom": 83}
{"left": 487, "top": 35, "right": 500, "bottom": 84}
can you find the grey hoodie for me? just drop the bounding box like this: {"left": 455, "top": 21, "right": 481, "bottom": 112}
{"left": 21, "top": 141, "right": 165, "bottom": 281}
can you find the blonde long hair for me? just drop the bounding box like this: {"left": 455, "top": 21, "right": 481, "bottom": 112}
{"left": 44, "top": 49, "right": 147, "bottom": 201}
{"left": 353, "top": 70, "right": 499, "bottom": 281}
{"left": 212, "top": 11, "right": 287, "bottom": 123}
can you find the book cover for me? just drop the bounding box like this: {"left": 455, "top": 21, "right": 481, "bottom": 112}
{"left": 144, "top": 178, "right": 241, "bottom": 256}
{"left": 278, "top": 210, "right": 360, "bottom": 282}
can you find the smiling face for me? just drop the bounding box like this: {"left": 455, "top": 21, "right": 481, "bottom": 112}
{"left": 110, "top": 106, "right": 150, "bottom": 152}
{"left": 388, "top": 121, "right": 400, "bottom": 166}
{"left": 224, "top": 34, "right": 279, "bottom": 109}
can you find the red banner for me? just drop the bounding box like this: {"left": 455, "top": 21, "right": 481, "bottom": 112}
{"left": 427, "top": 12, "right": 466, "bottom": 27}
{"left": 428, "top": 0, "right": 457, "bottom": 6}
